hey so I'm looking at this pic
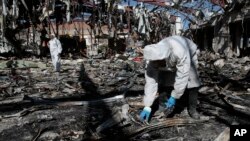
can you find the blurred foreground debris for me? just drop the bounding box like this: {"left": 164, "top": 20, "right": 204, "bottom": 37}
{"left": 0, "top": 50, "right": 250, "bottom": 140}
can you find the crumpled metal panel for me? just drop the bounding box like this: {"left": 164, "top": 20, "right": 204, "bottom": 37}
{"left": 211, "top": 0, "right": 225, "bottom": 8}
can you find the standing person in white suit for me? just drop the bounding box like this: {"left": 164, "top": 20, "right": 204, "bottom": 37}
{"left": 48, "top": 33, "right": 62, "bottom": 72}
{"left": 140, "top": 35, "right": 201, "bottom": 122}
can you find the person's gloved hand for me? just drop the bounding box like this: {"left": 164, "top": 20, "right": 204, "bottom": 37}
{"left": 165, "top": 96, "right": 176, "bottom": 108}
{"left": 139, "top": 107, "right": 151, "bottom": 122}
{"left": 164, "top": 96, "right": 176, "bottom": 117}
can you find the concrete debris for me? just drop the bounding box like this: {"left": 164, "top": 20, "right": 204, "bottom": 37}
{"left": 0, "top": 60, "right": 47, "bottom": 69}
{"left": 0, "top": 49, "right": 249, "bottom": 141}
{"left": 214, "top": 59, "right": 225, "bottom": 69}
{"left": 214, "top": 127, "right": 230, "bottom": 141}
{"left": 39, "top": 132, "right": 60, "bottom": 140}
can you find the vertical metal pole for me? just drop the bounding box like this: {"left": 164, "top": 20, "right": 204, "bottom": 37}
{"left": 27, "top": 28, "right": 30, "bottom": 46}
{"left": 48, "top": 0, "right": 51, "bottom": 34}
{"left": 78, "top": 4, "right": 80, "bottom": 37}
{"left": 82, "top": 8, "right": 84, "bottom": 38}
{"left": 32, "top": 6, "right": 36, "bottom": 46}
{"left": 1, "top": 0, "right": 6, "bottom": 48}
{"left": 0, "top": 15, "right": 3, "bottom": 49}
{"left": 127, "top": 5, "right": 131, "bottom": 32}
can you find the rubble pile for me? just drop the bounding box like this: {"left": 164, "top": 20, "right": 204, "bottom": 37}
{"left": 196, "top": 52, "right": 250, "bottom": 125}
{"left": 0, "top": 57, "right": 142, "bottom": 100}
{"left": 0, "top": 56, "right": 145, "bottom": 140}
{"left": 1, "top": 0, "right": 250, "bottom": 140}
{"left": 0, "top": 51, "right": 249, "bottom": 140}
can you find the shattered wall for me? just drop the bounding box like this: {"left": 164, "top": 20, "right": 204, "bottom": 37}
{"left": 192, "top": 4, "right": 250, "bottom": 57}
{"left": 212, "top": 22, "right": 232, "bottom": 55}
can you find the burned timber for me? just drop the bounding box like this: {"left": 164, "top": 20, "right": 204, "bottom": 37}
{"left": 1, "top": 0, "right": 250, "bottom": 141}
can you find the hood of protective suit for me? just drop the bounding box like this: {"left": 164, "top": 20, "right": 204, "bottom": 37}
{"left": 143, "top": 42, "right": 171, "bottom": 61}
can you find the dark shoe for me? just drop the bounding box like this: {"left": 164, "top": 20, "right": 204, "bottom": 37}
{"left": 188, "top": 109, "right": 200, "bottom": 119}
{"left": 188, "top": 87, "right": 200, "bottom": 119}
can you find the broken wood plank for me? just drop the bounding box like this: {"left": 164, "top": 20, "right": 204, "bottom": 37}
{"left": 152, "top": 137, "right": 183, "bottom": 141}
{"left": 0, "top": 94, "right": 125, "bottom": 116}
{"left": 96, "top": 104, "right": 129, "bottom": 133}
{"left": 128, "top": 118, "right": 209, "bottom": 137}
{"left": 0, "top": 82, "right": 12, "bottom": 89}
{"left": 219, "top": 89, "right": 250, "bottom": 107}
{"left": 96, "top": 111, "right": 125, "bottom": 133}
{"left": 127, "top": 101, "right": 144, "bottom": 107}
{"left": 23, "top": 94, "right": 125, "bottom": 107}
{"left": 35, "top": 83, "right": 56, "bottom": 89}
{"left": 214, "top": 127, "right": 230, "bottom": 141}
{"left": 0, "top": 105, "right": 53, "bottom": 119}
{"left": 0, "top": 95, "right": 23, "bottom": 103}
{"left": 199, "top": 100, "right": 250, "bottom": 125}
{"left": 232, "top": 92, "right": 250, "bottom": 96}
{"left": 219, "top": 83, "right": 232, "bottom": 94}
{"left": 213, "top": 83, "right": 250, "bottom": 116}
{"left": 63, "top": 81, "right": 78, "bottom": 90}
{"left": 31, "top": 127, "right": 48, "bottom": 141}
{"left": 224, "top": 97, "right": 250, "bottom": 111}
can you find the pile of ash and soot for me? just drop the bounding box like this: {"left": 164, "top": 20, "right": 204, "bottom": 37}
{"left": 0, "top": 52, "right": 250, "bottom": 141}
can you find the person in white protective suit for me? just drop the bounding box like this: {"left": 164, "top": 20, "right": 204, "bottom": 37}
{"left": 48, "top": 34, "right": 62, "bottom": 72}
{"left": 140, "top": 35, "right": 201, "bottom": 122}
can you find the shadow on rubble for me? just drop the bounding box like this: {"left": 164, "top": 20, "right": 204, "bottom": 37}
{"left": 78, "top": 63, "right": 132, "bottom": 141}
{"left": 241, "top": 70, "right": 250, "bottom": 82}
{"left": 150, "top": 87, "right": 190, "bottom": 118}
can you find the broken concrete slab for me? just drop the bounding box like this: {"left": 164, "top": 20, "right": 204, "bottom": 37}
{"left": 214, "top": 59, "right": 225, "bottom": 69}
{"left": 0, "top": 60, "right": 47, "bottom": 69}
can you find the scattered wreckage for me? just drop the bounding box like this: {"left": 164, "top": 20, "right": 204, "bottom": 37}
{"left": 0, "top": 0, "right": 250, "bottom": 141}
{"left": 0, "top": 51, "right": 250, "bottom": 140}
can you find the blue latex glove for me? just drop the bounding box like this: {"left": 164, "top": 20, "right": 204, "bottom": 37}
{"left": 139, "top": 107, "right": 151, "bottom": 122}
{"left": 165, "top": 96, "right": 176, "bottom": 108}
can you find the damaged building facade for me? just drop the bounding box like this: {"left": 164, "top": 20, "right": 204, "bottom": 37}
{"left": 191, "top": 0, "right": 250, "bottom": 57}
{"left": 0, "top": 0, "right": 200, "bottom": 57}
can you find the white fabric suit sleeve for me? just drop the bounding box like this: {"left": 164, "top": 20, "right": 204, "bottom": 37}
{"left": 171, "top": 52, "right": 191, "bottom": 99}
{"left": 192, "top": 49, "right": 199, "bottom": 69}
{"left": 144, "top": 61, "right": 159, "bottom": 107}
{"left": 56, "top": 39, "right": 62, "bottom": 53}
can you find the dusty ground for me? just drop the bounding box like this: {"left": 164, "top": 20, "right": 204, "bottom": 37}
{"left": 0, "top": 51, "right": 250, "bottom": 141}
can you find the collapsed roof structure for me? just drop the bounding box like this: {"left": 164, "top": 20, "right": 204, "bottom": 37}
{"left": 0, "top": 0, "right": 249, "bottom": 57}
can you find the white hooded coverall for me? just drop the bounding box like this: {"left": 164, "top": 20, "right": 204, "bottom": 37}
{"left": 143, "top": 35, "right": 201, "bottom": 107}
{"left": 48, "top": 37, "right": 62, "bottom": 72}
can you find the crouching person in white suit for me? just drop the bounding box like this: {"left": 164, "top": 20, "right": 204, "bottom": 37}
{"left": 140, "top": 35, "right": 202, "bottom": 123}
{"left": 48, "top": 33, "right": 62, "bottom": 72}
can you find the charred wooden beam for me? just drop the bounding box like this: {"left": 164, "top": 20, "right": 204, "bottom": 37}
{"left": 214, "top": 127, "right": 230, "bottom": 141}
{"left": 0, "top": 94, "right": 125, "bottom": 113}
{"left": 128, "top": 118, "right": 209, "bottom": 138}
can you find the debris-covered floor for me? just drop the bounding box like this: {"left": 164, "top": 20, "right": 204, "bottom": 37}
{"left": 1, "top": 51, "right": 250, "bottom": 141}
